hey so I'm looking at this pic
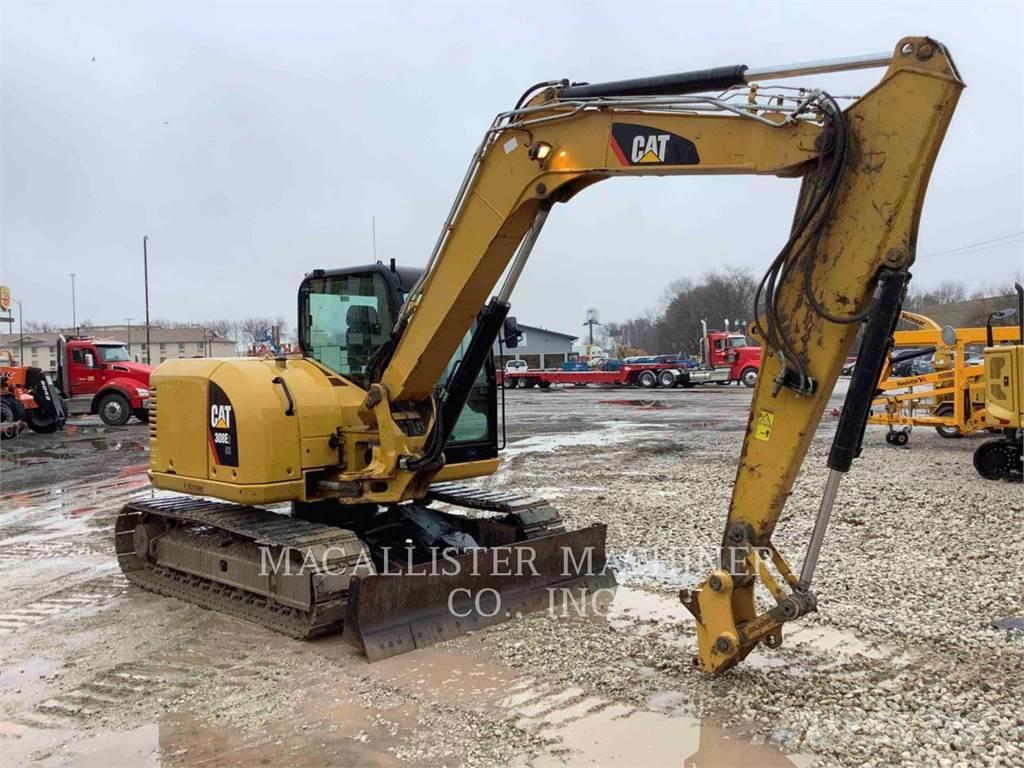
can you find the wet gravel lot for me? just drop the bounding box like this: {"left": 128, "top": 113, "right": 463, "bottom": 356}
{"left": 0, "top": 387, "right": 1020, "bottom": 767}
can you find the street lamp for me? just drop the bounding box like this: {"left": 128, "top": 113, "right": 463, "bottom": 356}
{"left": 14, "top": 299, "right": 24, "bottom": 365}
{"left": 69, "top": 273, "right": 77, "bottom": 330}
{"left": 143, "top": 236, "right": 151, "bottom": 364}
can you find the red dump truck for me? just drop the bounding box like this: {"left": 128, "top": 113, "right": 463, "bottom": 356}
{"left": 56, "top": 335, "right": 153, "bottom": 425}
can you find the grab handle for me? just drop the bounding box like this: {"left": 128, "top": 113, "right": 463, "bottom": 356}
{"left": 272, "top": 376, "right": 295, "bottom": 416}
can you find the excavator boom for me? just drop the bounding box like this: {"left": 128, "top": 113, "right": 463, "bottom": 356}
{"left": 373, "top": 36, "right": 963, "bottom": 671}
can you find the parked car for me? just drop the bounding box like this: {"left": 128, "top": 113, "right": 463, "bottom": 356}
{"left": 842, "top": 356, "right": 857, "bottom": 376}
{"left": 504, "top": 359, "right": 528, "bottom": 373}
{"left": 892, "top": 354, "right": 934, "bottom": 377}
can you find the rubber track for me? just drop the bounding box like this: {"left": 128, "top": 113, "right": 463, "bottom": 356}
{"left": 117, "top": 489, "right": 571, "bottom": 641}
{"left": 116, "top": 497, "right": 364, "bottom": 639}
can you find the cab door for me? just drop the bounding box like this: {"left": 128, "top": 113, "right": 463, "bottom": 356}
{"left": 68, "top": 345, "right": 100, "bottom": 395}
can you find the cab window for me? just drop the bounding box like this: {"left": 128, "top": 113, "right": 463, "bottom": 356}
{"left": 97, "top": 345, "right": 131, "bottom": 362}
{"left": 301, "top": 272, "right": 394, "bottom": 384}
{"left": 438, "top": 330, "right": 489, "bottom": 445}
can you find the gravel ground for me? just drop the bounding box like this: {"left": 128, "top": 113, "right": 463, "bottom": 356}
{"left": 0, "top": 389, "right": 1020, "bottom": 767}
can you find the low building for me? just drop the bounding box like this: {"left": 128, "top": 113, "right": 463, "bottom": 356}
{"left": 492, "top": 323, "right": 577, "bottom": 369}
{"left": 0, "top": 325, "right": 237, "bottom": 373}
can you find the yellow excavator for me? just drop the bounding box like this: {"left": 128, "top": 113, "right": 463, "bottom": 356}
{"left": 116, "top": 37, "right": 963, "bottom": 673}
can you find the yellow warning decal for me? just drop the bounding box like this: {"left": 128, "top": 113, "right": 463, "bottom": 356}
{"left": 754, "top": 410, "right": 774, "bottom": 441}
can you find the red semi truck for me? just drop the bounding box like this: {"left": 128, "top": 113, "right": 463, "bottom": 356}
{"left": 499, "top": 324, "right": 761, "bottom": 389}
{"left": 56, "top": 335, "right": 153, "bottom": 425}
{"left": 676, "top": 324, "right": 761, "bottom": 388}
{"left": 500, "top": 357, "right": 686, "bottom": 389}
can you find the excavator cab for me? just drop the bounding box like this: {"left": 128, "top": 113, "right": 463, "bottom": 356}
{"left": 297, "top": 262, "right": 499, "bottom": 466}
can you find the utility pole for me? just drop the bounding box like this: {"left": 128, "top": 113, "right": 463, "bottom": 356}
{"left": 372, "top": 217, "right": 377, "bottom": 261}
{"left": 143, "top": 236, "right": 151, "bottom": 364}
{"left": 15, "top": 299, "right": 24, "bottom": 365}
{"left": 69, "top": 273, "right": 77, "bottom": 330}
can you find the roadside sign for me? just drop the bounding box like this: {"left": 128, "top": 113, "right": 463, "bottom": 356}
{"left": 0, "top": 285, "right": 10, "bottom": 312}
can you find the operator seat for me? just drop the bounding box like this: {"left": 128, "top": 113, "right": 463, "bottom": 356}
{"left": 345, "top": 305, "right": 380, "bottom": 375}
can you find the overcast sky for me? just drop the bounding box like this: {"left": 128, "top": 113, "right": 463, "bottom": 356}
{"left": 2, "top": 1, "right": 1022, "bottom": 336}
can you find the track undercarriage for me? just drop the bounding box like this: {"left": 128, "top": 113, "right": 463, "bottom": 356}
{"left": 115, "top": 483, "right": 613, "bottom": 660}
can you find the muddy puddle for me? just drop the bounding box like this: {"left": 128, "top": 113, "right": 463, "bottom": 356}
{"left": 2, "top": 582, "right": 872, "bottom": 767}
{"left": 0, "top": 433, "right": 147, "bottom": 468}
{"left": 340, "top": 660, "right": 801, "bottom": 766}
{"left": 503, "top": 422, "right": 672, "bottom": 456}
{"left": 344, "top": 640, "right": 814, "bottom": 768}
{"left": 304, "top": 587, "right": 824, "bottom": 766}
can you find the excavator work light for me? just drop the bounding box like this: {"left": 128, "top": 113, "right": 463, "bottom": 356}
{"left": 529, "top": 141, "right": 552, "bottom": 161}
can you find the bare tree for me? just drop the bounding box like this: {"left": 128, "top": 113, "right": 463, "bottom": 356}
{"left": 904, "top": 279, "right": 967, "bottom": 310}
{"left": 238, "top": 317, "right": 288, "bottom": 346}
{"left": 656, "top": 267, "right": 758, "bottom": 354}
{"left": 610, "top": 267, "right": 759, "bottom": 356}
{"left": 24, "top": 320, "right": 60, "bottom": 332}
{"left": 203, "top": 320, "right": 237, "bottom": 339}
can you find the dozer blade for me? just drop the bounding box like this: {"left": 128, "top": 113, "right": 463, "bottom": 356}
{"left": 344, "top": 524, "right": 614, "bottom": 661}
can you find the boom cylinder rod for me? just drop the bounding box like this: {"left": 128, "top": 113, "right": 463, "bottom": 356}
{"left": 744, "top": 52, "right": 892, "bottom": 81}
{"left": 559, "top": 52, "right": 891, "bottom": 99}
{"left": 497, "top": 206, "right": 551, "bottom": 304}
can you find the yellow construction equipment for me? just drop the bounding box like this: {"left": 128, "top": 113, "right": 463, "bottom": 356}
{"left": 972, "top": 284, "right": 1023, "bottom": 480}
{"left": 116, "top": 37, "right": 964, "bottom": 673}
{"left": 868, "top": 311, "right": 1021, "bottom": 445}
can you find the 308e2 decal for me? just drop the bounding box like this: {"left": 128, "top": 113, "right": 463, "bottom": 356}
{"left": 208, "top": 381, "right": 238, "bottom": 466}
{"left": 609, "top": 123, "right": 699, "bottom": 166}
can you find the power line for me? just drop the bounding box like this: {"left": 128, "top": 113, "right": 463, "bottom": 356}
{"left": 914, "top": 270, "right": 1021, "bottom": 291}
{"left": 918, "top": 230, "right": 1024, "bottom": 260}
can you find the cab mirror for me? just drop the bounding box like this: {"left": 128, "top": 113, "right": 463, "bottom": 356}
{"left": 84, "top": 352, "right": 95, "bottom": 368}
{"left": 502, "top": 317, "right": 522, "bottom": 349}
{"left": 940, "top": 326, "right": 957, "bottom": 347}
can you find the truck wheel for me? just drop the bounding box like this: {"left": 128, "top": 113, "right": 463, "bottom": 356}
{"left": 638, "top": 371, "right": 658, "bottom": 389}
{"left": 1, "top": 397, "right": 25, "bottom": 439}
{"left": 134, "top": 409, "right": 150, "bottom": 424}
{"left": 657, "top": 370, "right": 677, "bottom": 388}
{"left": 740, "top": 367, "right": 758, "bottom": 388}
{"left": 98, "top": 392, "right": 132, "bottom": 426}
{"left": 932, "top": 403, "right": 961, "bottom": 438}
{"left": 26, "top": 409, "right": 59, "bottom": 433}
{"left": 502, "top": 378, "right": 516, "bottom": 389}
{"left": 522, "top": 379, "right": 536, "bottom": 389}
{"left": 538, "top": 381, "right": 551, "bottom": 389}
